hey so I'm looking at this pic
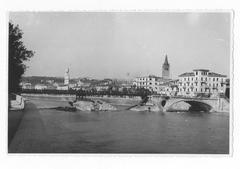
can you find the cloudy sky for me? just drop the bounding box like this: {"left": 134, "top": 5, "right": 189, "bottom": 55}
{"left": 9, "top": 12, "right": 231, "bottom": 79}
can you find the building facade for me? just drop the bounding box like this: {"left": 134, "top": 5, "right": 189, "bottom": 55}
{"left": 158, "top": 79, "right": 179, "bottom": 96}
{"left": 162, "top": 55, "right": 170, "bottom": 79}
{"left": 178, "top": 69, "right": 227, "bottom": 97}
{"left": 20, "top": 82, "right": 33, "bottom": 89}
{"left": 34, "top": 84, "right": 47, "bottom": 90}
{"left": 133, "top": 75, "right": 170, "bottom": 94}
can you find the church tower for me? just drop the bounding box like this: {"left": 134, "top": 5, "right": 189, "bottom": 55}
{"left": 162, "top": 55, "right": 170, "bottom": 79}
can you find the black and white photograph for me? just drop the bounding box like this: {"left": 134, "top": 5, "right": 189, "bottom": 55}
{"left": 8, "top": 12, "right": 231, "bottom": 154}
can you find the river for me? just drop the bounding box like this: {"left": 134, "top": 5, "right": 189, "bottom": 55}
{"left": 9, "top": 96, "right": 229, "bottom": 154}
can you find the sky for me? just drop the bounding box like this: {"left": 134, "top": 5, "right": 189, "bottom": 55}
{"left": 9, "top": 12, "right": 231, "bottom": 79}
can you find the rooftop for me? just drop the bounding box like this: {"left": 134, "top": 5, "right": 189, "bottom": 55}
{"left": 193, "top": 69, "right": 210, "bottom": 72}
{"left": 208, "top": 72, "right": 227, "bottom": 77}
{"left": 179, "top": 71, "right": 227, "bottom": 77}
{"left": 179, "top": 72, "right": 195, "bottom": 77}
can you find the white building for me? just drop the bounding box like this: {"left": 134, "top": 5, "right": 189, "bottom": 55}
{"left": 57, "top": 85, "right": 69, "bottom": 90}
{"left": 133, "top": 75, "right": 170, "bottom": 94}
{"left": 159, "top": 80, "right": 179, "bottom": 96}
{"left": 35, "top": 84, "right": 47, "bottom": 90}
{"left": 178, "top": 69, "right": 227, "bottom": 97}
{"left": 95, "top": 85, "right": 109, "bottom": 92}
{"left": 21, "top": 82, "right": 32, "bottom": 89}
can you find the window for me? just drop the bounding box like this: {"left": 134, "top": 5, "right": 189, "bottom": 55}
{"left": 201, "top": 77, "right": 203, "bottom": 81}
{"left": 213, "top": 78, "right": 215, "bottom": 81}
{"left": 205, "top": 77, "right": 207, "bottom": 81}
{"left": 192, "top": 78, "right": 193, "bottom": 81}
{"left": 196, "top": 88, "right": 197, "bottom": 91}
{"left": 196, "top": 72, "right": 198, "bottom": 75}
{"left": 216, "top": 78, "right": 218, "bottom": 81}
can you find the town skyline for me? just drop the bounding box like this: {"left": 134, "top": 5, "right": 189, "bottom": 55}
{"left": 10, "top": 12, "right": 230, "bottom": 79}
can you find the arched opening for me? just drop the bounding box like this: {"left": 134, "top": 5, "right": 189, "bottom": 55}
{"left": 161, "top": 100, "right": 166, "bottom": 107}
{"left": 167, "top": 100, "right": 212, "bottom": 112}
{"left": 185, "top": 101, "right": 212, "bottom": 112}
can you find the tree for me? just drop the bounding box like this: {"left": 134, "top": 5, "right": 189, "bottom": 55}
{"left": 9, "top": 22, "right": 34, "bottom": 94}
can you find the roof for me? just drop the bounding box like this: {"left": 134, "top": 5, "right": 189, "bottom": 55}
{"left": 193, "top": 69, "right": 209, "bottom": 72}
{"left": 179, "top": 71, "right": 227, "bottom": 77}
{"left": 178, "top": 72, "right": 195, "bottom": 77}
{"left": 163, "top": 55, "right": 169, "bottom": 65}
{"left": 208, "top": 72, "right": 227, "bottom": 77}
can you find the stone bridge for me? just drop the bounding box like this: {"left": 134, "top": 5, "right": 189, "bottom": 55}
{"left": 151, "top": 96, "right": 229, "bottom": 112}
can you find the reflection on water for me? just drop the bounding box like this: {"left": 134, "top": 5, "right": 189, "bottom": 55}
{"left": 30, "top": 98, "right": 229, "bottom": 154}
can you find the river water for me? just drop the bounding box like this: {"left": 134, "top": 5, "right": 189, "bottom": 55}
{"left": 15, "top": 96, "right": 229, "bottom": 154}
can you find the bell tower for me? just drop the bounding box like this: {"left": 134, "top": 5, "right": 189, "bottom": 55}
{"left": 162, "top": 55, "right": 170, "bottom": 79}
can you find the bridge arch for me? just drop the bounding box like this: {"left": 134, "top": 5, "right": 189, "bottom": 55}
{"left": 161, "top": 100, "right": 166, "bottom": 107}
{"left": 164, "top": 99, "right": 213, "bottom": 112}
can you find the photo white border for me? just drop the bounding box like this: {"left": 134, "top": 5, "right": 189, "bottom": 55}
{"left": 0, "top": 0, "right": 239, "bottom": 169}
